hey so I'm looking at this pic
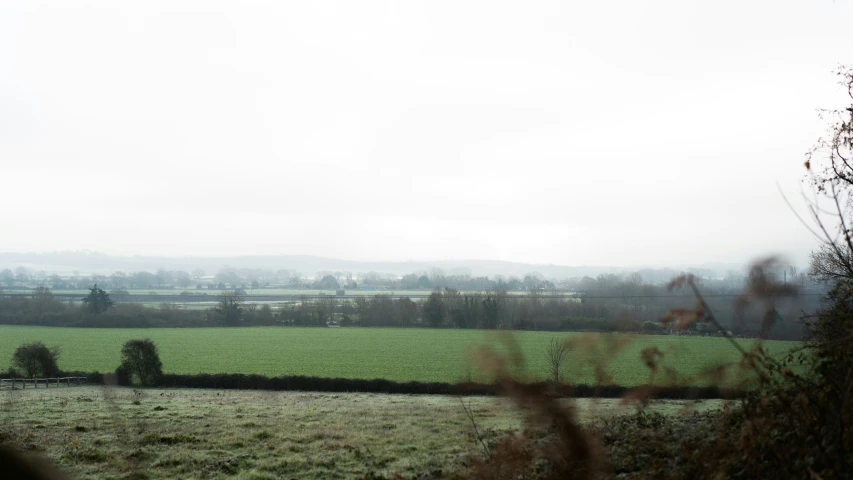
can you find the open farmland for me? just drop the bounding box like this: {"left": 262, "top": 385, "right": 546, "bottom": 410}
{"left": 0, "top": 326, "right": 797, "bottom": 386}
{"left": 0, "top": 386, "right": 725, "bottom": 479}
{"left": 14, "top": 288, "right": 481, "bottom": 298}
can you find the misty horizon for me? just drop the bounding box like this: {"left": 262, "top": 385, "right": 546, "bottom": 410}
{"left": 0, "top": 250, "right": 795, "bottom": 281}
{"left": 3, "top": 1, "right": 851, "bottom": 269}
{"left": 0, "top": 248, "right": 808, "bottom": 273}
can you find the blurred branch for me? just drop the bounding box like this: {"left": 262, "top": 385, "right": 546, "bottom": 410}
{"left": 459, "top": 397, "right": 491, "bottom": 458}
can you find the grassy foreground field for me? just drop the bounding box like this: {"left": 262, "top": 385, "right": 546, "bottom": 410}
{"left": 0, "top": 386, "right": 724, "bottom": 479}
{"left": 0, "top": 326, "right": 797, "bottom": 386}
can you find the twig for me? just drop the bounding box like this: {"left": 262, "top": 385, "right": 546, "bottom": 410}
{"left": 777, "top": 183, "right": 825, "bottom": 241}
{"left": 459, "top": 397, "right": 491, "bottom": 458}
{"left": 683, "top": 276, "right": 778, "bottom": 384}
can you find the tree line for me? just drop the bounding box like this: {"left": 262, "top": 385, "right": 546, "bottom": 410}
{"left": 0, "top": 266, "right": 555, "bottom": 291}
{"left": 0, "top": 280, "right": 820, "bottom": 339}
{"left": 0, "top": 262, "right": 815, "bottom": 294}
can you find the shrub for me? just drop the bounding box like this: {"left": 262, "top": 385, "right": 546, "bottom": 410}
{"left": 640, "top": 321, "right": 660, "bottom": 332}
{"left": 215, "top": 291, "right": 244, "bottom": 326}
{"left": 11, "top": 342, "right": 60, "bottom": 378}
{"left": 118, "top": 339, "right": 163, "bottom": 386}
{"left": 81, "top": 284, "right": 114, "bottom": 314}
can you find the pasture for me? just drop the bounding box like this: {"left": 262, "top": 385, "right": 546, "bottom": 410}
{"left": 0, "top": 386, "right": 724, "bottom": 479}
{"left": 0, "top": 326, "right": 797, "bottom": 386}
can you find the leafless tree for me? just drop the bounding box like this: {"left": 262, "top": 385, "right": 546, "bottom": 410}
{"left": 546, "top": 337, "right": 570, "bottom": 383}
{"left": 798, "top": 66, "right": 853, "bottom": 283}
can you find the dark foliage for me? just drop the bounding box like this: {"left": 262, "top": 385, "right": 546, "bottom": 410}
{"left": 11, "top": 342, "right": 60, "bottom": 378}
{"left": 0, "top": 299, "right": 217, "bottom": 328}
{"left": 423, "top": 292, "right": 446, "bottom": 327}
{"left": 10, "top": 367, "right": 737, "bottom": 399}
{"left": 214, "top": 291, "right": 244, "bottom": 325}
{"left": 710, "top": 283, "right": 853, "bottom": 478}
{"left": 0, "top": 446, "right": 69, "bottom": 480}
{"left": 600, "top": 411, "right": 737, "bottom": 479}
{"left": 118, "top": 339, "right": 163, "bottom": 386}
{"left": 81, "top": 284, "right": 113, "bottom": 314}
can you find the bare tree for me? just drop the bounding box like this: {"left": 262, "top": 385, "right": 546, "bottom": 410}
{"left": 800, "top": 66, "right": 853, "bottom": 283}
{"left": 0, "top": 268, "right": 15, "bottom": 287}
{"left": 546, "top": 337, "right": 570, "bottom": 383}
{"left": 215, "top": 291, "right": 244, "bottom": 325}
{"left": 191, "top": 268, "right": 205, "bottom": 283}
{"left": 31, "top": 285, "right": 58, "bottom": 315}
{"left": 175, "top": 270, "right": 192, "bottom": 289}
{"left": 15, "top": 266, "right": 29, "bottom": 286}
{"left": 810, "top": 243, "right": 853, "bottom": 284}
{"left": 110, "top": 271, "right": 127, "bottom": 288}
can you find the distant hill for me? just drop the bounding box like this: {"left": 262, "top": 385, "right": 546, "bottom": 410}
{"left": 0, "top": 251, "right": 743, "bottom": 281}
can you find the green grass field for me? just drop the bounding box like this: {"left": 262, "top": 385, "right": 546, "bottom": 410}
{"left": 0, "top": 326, "right": 797, "bottom": 386}
{"left": 0, "top": 386, "right": 724, "bottom": 479}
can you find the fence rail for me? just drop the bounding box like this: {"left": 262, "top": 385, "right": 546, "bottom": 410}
{"left": 0, "top": 376, "right": 88, "bottom": 390}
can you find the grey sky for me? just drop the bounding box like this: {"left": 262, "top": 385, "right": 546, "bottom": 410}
{"left": 1, "top": 1, "right": 851, "bottom": 268}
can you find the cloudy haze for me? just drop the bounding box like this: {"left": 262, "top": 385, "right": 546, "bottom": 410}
{"left": 2, "top": 1, "right": 851, "bottom": 268}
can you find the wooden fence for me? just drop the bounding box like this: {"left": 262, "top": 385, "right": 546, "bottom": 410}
{"left": 0, "top": 377, "right": 88, "bottom": 390}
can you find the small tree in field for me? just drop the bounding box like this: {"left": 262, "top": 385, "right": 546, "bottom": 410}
{"left": 546, "top": 337, "right": 569, "bottom": 383}
{"left": 118, "top": 339, "right": 163, "bottom": 386}
{"left": 82, "top": 284, "right": 114, "bottom": 314}
{"left": 215, "top": 291, "right": 244, "bottom": 326}
{"left": 12, "top": 342, "right": 60, "bottom": 378}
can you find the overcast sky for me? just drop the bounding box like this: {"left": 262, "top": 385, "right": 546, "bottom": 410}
{"left": 1, "top": 1, "right": 851, "bottom": 268}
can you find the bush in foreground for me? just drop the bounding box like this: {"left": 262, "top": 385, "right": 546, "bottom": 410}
{"left": 456, "top": 264, "right": 849, "bottom": 479}
{"left": 117, "top": 339, "right": 163, "bottom": 386}
{"left": 11, "top": 342, "right": 60, "bottom": 378}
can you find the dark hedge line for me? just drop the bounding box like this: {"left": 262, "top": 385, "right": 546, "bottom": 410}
{"left": 0, "top": 369, "right": 742, "bottom": 399}
{"left": 149, "top": 374, "right": 739, "bottom": 399}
